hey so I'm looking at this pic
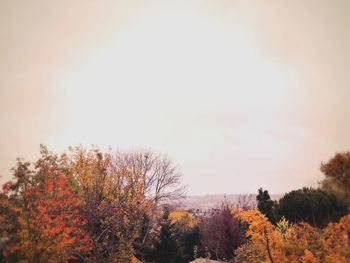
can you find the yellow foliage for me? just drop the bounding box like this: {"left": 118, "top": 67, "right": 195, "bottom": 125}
{"left": 131, "top": 255, "right": 143, "bottom": 263}
{"left": 233, "top": 209, "right": 285, "bottom": 262}
{"left": 169, "top": 210, "right": 195, "bottom": 229}
{"left": 233, "top": 209, "right": 350, "bottom": 263}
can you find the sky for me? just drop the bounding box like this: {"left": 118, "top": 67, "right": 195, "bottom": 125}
{"left": 1, "top": 0, "right": 350, "bottom": 195}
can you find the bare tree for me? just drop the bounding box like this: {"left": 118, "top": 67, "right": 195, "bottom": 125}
{"left": 110, "top": 150, "right": 186, "bottom": 205}
{"left": 109, "top": 150, "right": 186, "bottom": 247}
{"left": 237, "top": 193, "right": 257, "bottom": 210}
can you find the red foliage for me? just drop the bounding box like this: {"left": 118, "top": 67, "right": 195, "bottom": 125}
{"left": 5, "top": 172, "right": 91, "bottom": 261}
{"left": 1, "top": 181, "right": 12, "bottom": 194}
{"left": 200, "top": 205, "right": 245, "bottom": 260}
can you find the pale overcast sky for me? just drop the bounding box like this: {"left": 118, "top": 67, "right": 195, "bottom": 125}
{"left": 1, "top": 0, "right": 350, "bottom": 195}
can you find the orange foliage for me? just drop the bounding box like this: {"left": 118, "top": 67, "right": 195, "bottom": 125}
{"left": 233, "top": 209, "right": 350, "bottom": 263}
{"left": 233, "top": 209, "right": 284, "bottom": 262}
{"left": 169, "top": 210, "right": 195, "bottom": 230}
{"left": 5, "top": 172, "right": 91, "bottom": 262}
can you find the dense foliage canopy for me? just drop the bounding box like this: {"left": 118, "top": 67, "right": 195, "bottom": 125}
{"left": 0, "top": 146, "right": 349, "bottom": 262}
{"left": 277, "top": 187, "right": 348, "bottom": 227}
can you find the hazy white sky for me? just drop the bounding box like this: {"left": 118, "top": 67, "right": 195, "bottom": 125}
{"left": 1, "top": 0, "right": 350, "bottom": 195}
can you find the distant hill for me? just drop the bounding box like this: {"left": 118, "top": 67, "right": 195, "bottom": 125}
{"left": 169, "top": 194, "right": 282, "bottom": 211}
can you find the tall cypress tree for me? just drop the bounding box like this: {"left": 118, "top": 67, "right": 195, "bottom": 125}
{"left": 256, "top": 188, "right": 277, "bottom": 223}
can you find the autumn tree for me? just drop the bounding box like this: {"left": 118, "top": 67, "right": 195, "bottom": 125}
{"left": 109, "top": 150, "right": 185, "bottom": 250}
{"left": 233, "top": 209, "right": 284, "bottom": 263}
{"left": 0, "top": 157, "right": 47, "bottom": 261}
{"left": 0, "top": 145, "right": 185, "bottom": 262}
{"left": 320, "top": 152, "right": 350, "bottom": 203}
{"left": 62, "top": 146, "right": 185, "bottom": 261}
{"left": 234, "top": 241, "right": 265, "bottom": 263}
{"left": 0, "top": 182, "right": 20, "bottom": 262}
{"left": 199, "top": 205, "right": 245, "bottom": 261}
{"left": 110, "top": 150, "right": 185, "bottom": 203}
{"left": 3, "top": 170, "right": 91, "bottom": 262}
{"left": 233, "top": 209, "right": 350, "bottom": 262}
{"left": 169, "top": 210, "right": 195, "bottom": 231}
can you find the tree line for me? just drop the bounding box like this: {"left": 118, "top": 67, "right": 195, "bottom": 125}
{"left": 0, "top": 146, "right": 350, "bottom": 262}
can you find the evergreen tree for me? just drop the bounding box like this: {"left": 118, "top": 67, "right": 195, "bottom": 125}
{"left": 178, "top": 225, "right": 201, "bottom": 263}
{"left": 256, "top": 188, "right": 277, "bottom": 224}
{"left": 151, "top": 208, "right": 179, "bottom": 263}
{"left": 278, "top": 187, "right": 348, "bottom": 227}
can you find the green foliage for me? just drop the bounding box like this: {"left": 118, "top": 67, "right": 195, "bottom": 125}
{"left": 278, "top": 187, "right": 348, "bottom": 227}
{"left": 150, "top": 209, "right": 179, "bottom": 263}
{"left": 147, "top": 207, "right": 201, "bottom": 263}
{"left": 178, "top": 226, "right": 201, "bottom": 262}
